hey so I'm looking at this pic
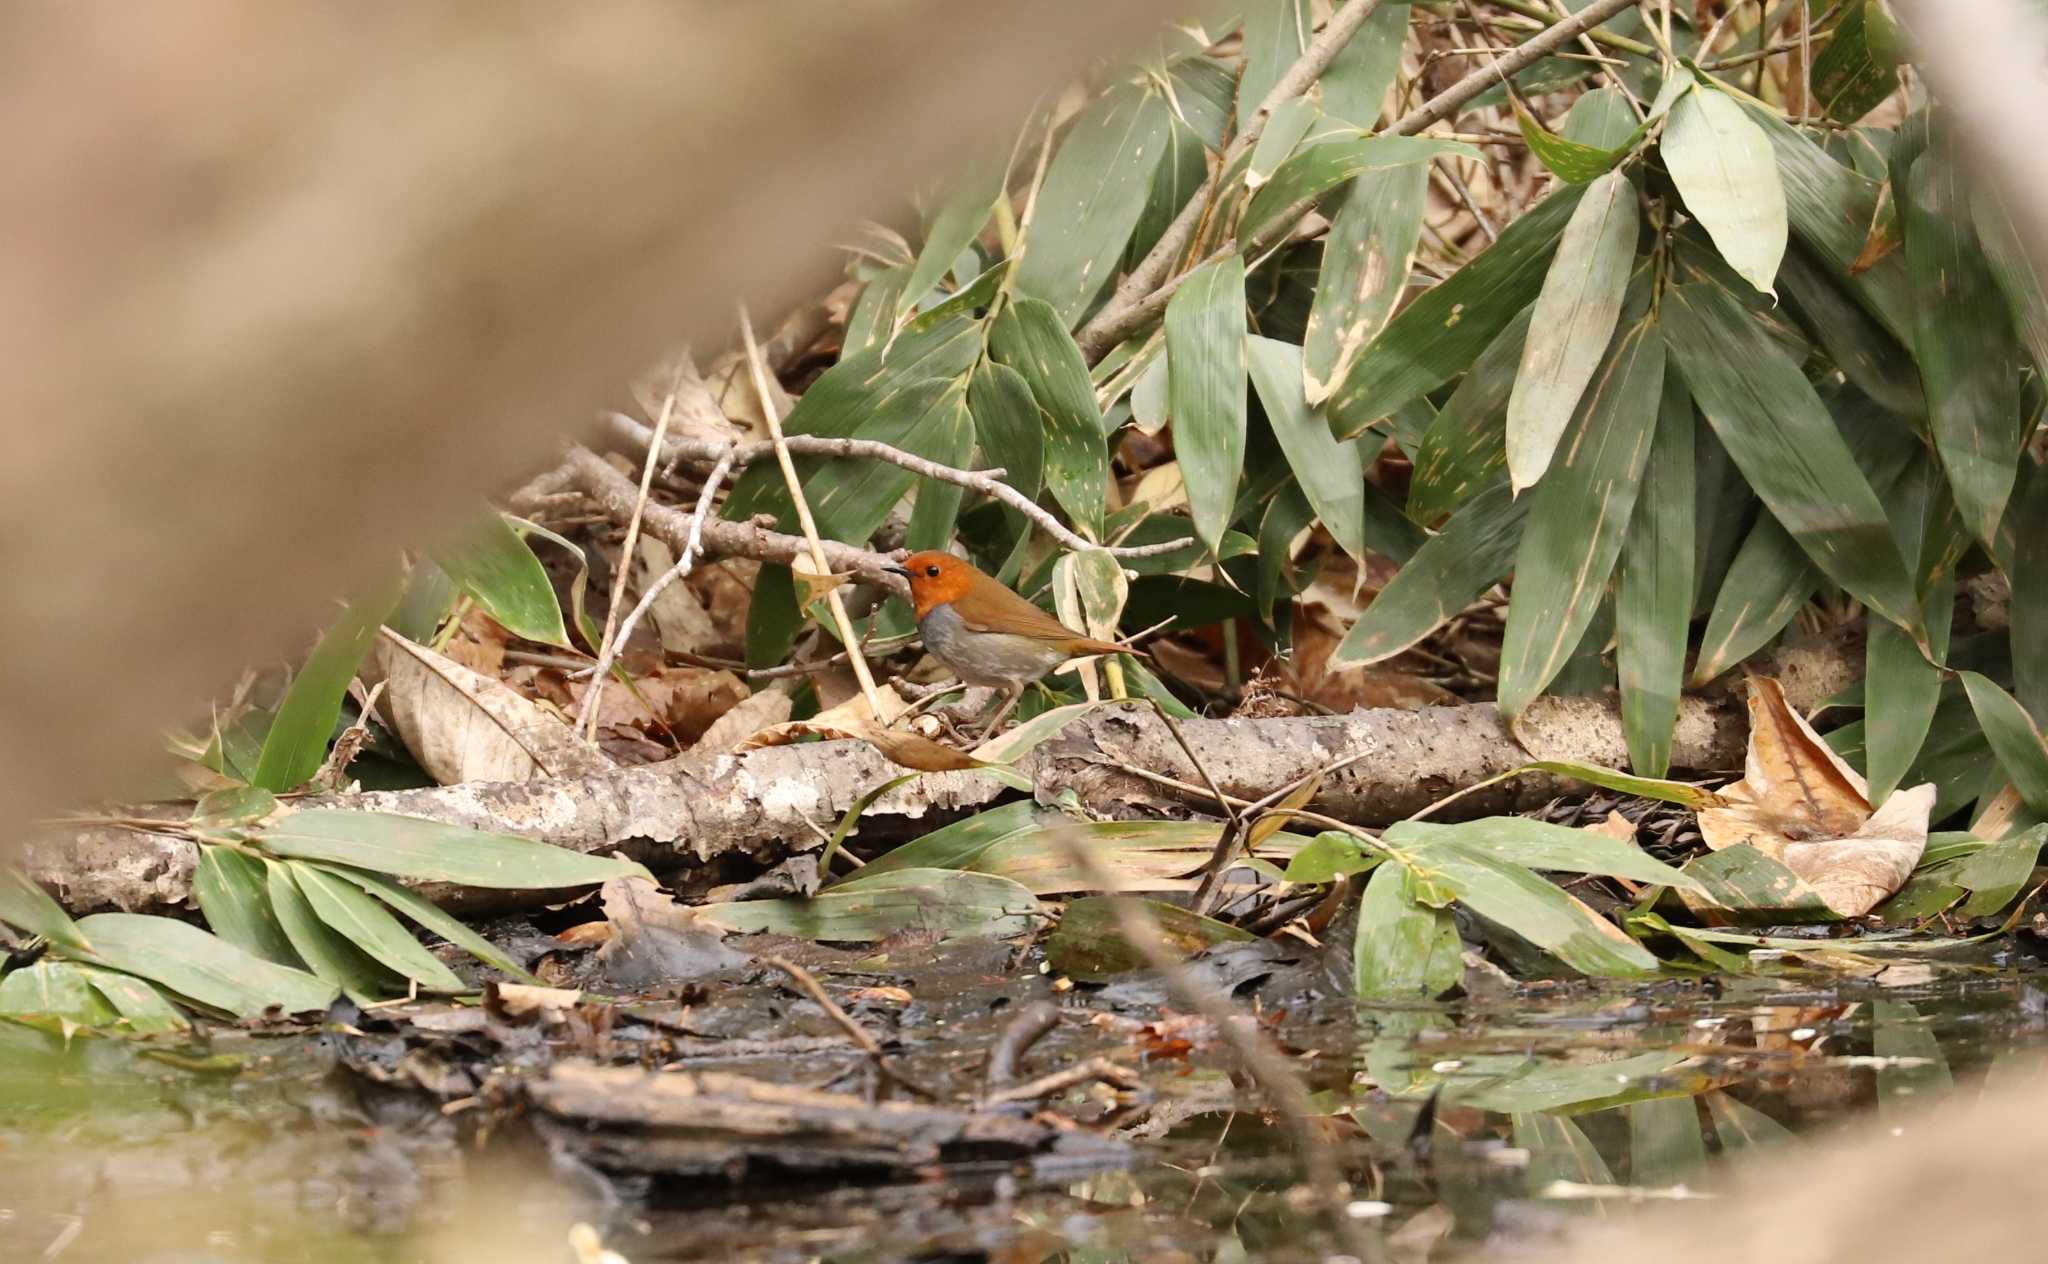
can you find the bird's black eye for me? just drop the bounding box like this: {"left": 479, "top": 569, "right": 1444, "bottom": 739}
{"left": 925, "top": 564, "right": 941, "bottom": 577}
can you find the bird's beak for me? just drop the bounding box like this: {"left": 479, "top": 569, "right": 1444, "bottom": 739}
{"left": 884, "top": 563, "right": 911, "bottom": 579}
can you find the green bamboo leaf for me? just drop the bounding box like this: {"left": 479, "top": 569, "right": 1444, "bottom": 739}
{"left": 1286, "top": 832, "right": 1377, "bottom": 883}
{"left": 192, "top": 846, "right": 303, "bottom": 968}
{"left": 695, "top": 868, "right": 1045, "bottom": 942}
{"left": 966, "top": 360, "right": 1045, "bottom": 503}
{"left": 1971, "top": 184, "right": 2048, "bottom": 384}
{"left": 1680, "top": 846, "right": 1839, "bottom": 924}
{"left": 807, "top": 378, "right": 975, "bottom": 547}
{"left": 1499, "top": 317, "right": 1665, "bottom": 716}
{"left": 1014, "top": 84, "right": 1174, "bottom": 326}
{"left": 1238, "top": 0, "right": 1312, "bottom": 117}
{"left": 266, "top": 861, "right": 398, "bottom": 995}
{"left": 2009, "top": 463, "right": 2048, "bottom": 722}
{"left": 1129, "top": 115, "right": 1209, "bottom": 266}
{"left": 0, "top": 961, "right": 118, "bottom": 1026}
{"left": 1690, "top": 515, "right": 1819, "bottom": 685}
{"left": 1776, "top": 243, "right": 1922, "bottom": 417}
{"left": 1, "top": 868, "right": 87, "bottom": 953}
{"left": 1302, "top": 163, "right": 1426, "bottom": 404}
{"left": 1399, "top": 839, "right": 1657, "bottom": 976}
{"left": 1662, "top": 280, "right": 1922, "bottom": 639}
{"left": 290, "top": 863, "right": 464, "bottom": 992}
{"left": 1464, "top": 1050, "right": 1686, "bottom": 1114}
{"left": 1514, "top": 1114, "right": 1615, "bottom": 1189}
{"left": 1129, "top": 349, "right": 1169, "bottom": 434}
{"left": 902, "top": 392, "right": 974, "bottom": 553}
{"left": 1046, "top": 895, "right": 1250, "bottom": 982}
{"left": 1243, "top": 135, "right": 1478, "bottom": 248}
{"left": 990, "top": 297, "right": 1110, "bottom": 535}
{"left": 1165, "top": 255, "right": 1249, "bottom": 554}
{"left": 843, "top": 266, "right": 909, "bottom": 356}
{"left": 1329, "top": 479, "right": 1528, "bottom": 668}
{"left": 1904, "top": 148, "right": 2026, "bottom": 550}
{"left": 256, "top": 809, "right": 650, "bottom": 889}
{"left": 433, "top": 513, "right": 569, "bottom": 648}
{"left": 314, "top": 864, "right": 540, "bottom": 984}
{"left": 1166, "top": 55, "right": 1235, "bottom": 151}
{"left": 72, "top": 913, "right": 338, "bottom": 1017}
{"left": 1662, "top": 83, "right": 1787, "bottom": 295}
{"left": 1246, "top": 97, "right": 1320, "bottom": 188}
{"left": 1408, "top": 306, "right": 1532, "bottom": 524}
{"left": 1873, "top": 999, "right": 1953, "bottom": 1110}
{"left": 1953, "top": 824, "right": 2048, "bottom": 919}
{"left": 1387, "top": 818, "right": 1704, "bottom": 891}
{"left": 899, "top": 163, "right": 1005, "bottom": 321}
{"left": 1514, "top": 100, "right": 1634, "bottom": 184}
{"left": 251, "top": 579, "right": 401, "bottom": 793}
{"left": 1705, "top": 1090, "right": 1796, "bottom": 1151}
{"left": 1961, "top": 673, "right": 2048, "bottom": 817}
{"left": 1864, "top": 610, "right": 1949, "bottom": 807}
{"left": 1808, "top": 1, "right": 1901, "bottom": 124}
{"left": 1616, "top": 374, "right": 1697, "bottom": 776}
{"left": 1248, "top": 336, "right": 1367, "bottom": 561}
{"left": 1354, "top": 863, "right": 1464, "bottom": 1000}
{"left": 1562, "top": 86, "right": 1639, "bottom": 149}
{"left": 1319, "top": 1, "right": 1407, "bottom": 127}
{"left": 1506, "top": 171, "right": 1640, "bottom": 492}
{"left": 77, "top": 967, "right": 189, "bottom": 1034}
{"left": 1329, "top": 184, "right": 1585, "bottom": 438}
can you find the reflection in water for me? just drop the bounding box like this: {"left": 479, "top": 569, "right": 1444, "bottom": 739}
{"left": 3, "top": 961, "right": 2045, "bottom": 1262}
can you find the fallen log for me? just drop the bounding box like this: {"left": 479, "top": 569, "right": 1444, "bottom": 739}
{"left": 22, "top": 635, "right": 1856, "bottom": 916}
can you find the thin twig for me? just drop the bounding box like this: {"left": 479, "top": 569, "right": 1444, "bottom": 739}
{"left": 1432, "top": 157, "right": 1498, "bottom": 243}
{"left": 1042, "top": 825, "right": 1377, "bottom": 1262}
{"left": 606, "top": 412, "right": 1194, "bottom": 559}
{"left": 766, "top": 955, "right": 880, "bottom": 1055}
{"left": 579, "top": 444, "right": 737, "bottom": 700}
{"left": 739, "top": 308, "right": 886, "bottom": 717}
{"left": 582, "top": 368, "right": 681, "bottom": 740}
{"left": 1074, "top": 0, "right": 1389, "bottom": 362}
{"left": 987, "top": 999, "right": 1062, "bottom": 1087}
{"left": 982, "top": 1057, "right": 1144, "bottom": 1107}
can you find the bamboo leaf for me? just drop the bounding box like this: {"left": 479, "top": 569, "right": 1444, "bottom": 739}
{"left": 1499, "top": 317, "right": 1665, "bottom": 716}
{"left": 1867, "top": 582, "right": 1956, "bottom": 806}
{"left": 1662, "top": 280, "right": 1922, "bottom": 639}
{"left": 1616, "top": 374, "right": 1697, "bottom": 776}
{"left": 1014, "top": 84, "right": 1174, "bottom": 326}
{"left": 1509, "top": 204, "right": 1642, "bottom": 441}
{"left": 899, "top": 164, "right": 1005, "bottom": 321}
{"left": 1409, "top": 307, "right": 1531, "bottom": 524}
{"left": 1904, "top": 148, "right": 2026, "bottom": 550}
{"left": 192, "top": 846, "right": 303, "bottom": 968}
{"left": 1329, "top": 184, "right": 1585, "bottom": 438}
{"left": 1302, "top": 163, "right": 1426, "bottom": 404}
{"left": 315, "top": 864, "right": 540, "bottom": 984}
{"left": 256, "top": 809, "right": 650, "bottom": 889}
{"left": 967, "top": 360, "right": 1045, "bottom": 502}
{"left": 434, "top": 513, "right": 569, "bottom": 648}
{"left": 1130, "top": 116, "right": 1210, "bottom": 266}
{"left": 1563, "top": 85, "right": 1639, "bottom": 150}
{"left": 1239, "top": 0, "right": 1312, "bottom": 119}
{"left": 990, "top": 297, "right": 1111, "bottom": 535}
{"left": 1320, "top": 1, "right": 1408, "bottom": 127}
{"left": 1249, "top": 336, "right": 1368, "bottom": 560}
{"left": 1387, "top": 819, "right": 1704, "bottom": 891}
{"left": 1165, "top": 255, "right": 1249, "bottom": 554}
{"left": 290, "top": 863, "right": 464, "bottom": 992}
{"left": 266, "top": 861, "right": 398, "bottom": 995}
{"left": 1398, "top": 838, "right": 1658, "bottom": 976}
{"left": 1954, "top": 824, "right": 2048, "bottom": 919}
{"left": 251, "top": 580, "right": 401, "bottom": 793}
{"left": 1751, "top": 106, "right": 1912, "bottom": 339}
{"left": 1, "top": 868, "right": 88, "bottom": 953}
{"left": 1243, "top": 135, "right": 1478, "bottom": 245}
{"left": 1247, "top": 97, "right": 1320, "bottom": 188}
{"left": 1330, "top": 479, "right": 1528, "bottom": 668}
{"left": 2009, "top": 462, "right": 2048, "bottom": 722}
{"left": 1690, "top": 514, "right": 1819, "bottom": 685}
{"left": 0, "top": 961, "right": 117, "bottom": 1027}
{"left": 1961, "top": 673, "right": 2048, "bottom": 817}
{"left": 1809, "top": 0, "right": 1902, "bottom": 124}
{"left": 1355, "top": 863, "right": 1464, "bottom": 1000}
{"left": 1630, "top": 1098, "right": 1708, "bottom": 1188}
{"left": 77, "top": 967, "right": 189, "bottom": 1034}
{"left": 1515, "top": 99, "right": 1634, "bottom": 184}
{"left": 1776, "top": 243, "right": 1921, "bottom": 417}
{"left": 1662, "top": 83, "right": 1787, "bottom": 295}
{"left": 72, "top": 913, "right": 338, "bottom": 1017}
{"left": 1971, "top": 184, "right": 2048, "bottom": 384}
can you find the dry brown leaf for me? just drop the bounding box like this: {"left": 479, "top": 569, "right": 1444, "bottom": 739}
{"left": 547, "top": 665, "right": 749, "bottom": 744}
{"left": 1973, "top": 783, "right": 2027, "bottom": 840}
{"left": 485, "top": 982, "right": 583, "bottom": 1023}
{"left": 681, "top": 688, "right": 794, "bottom": 759}
{"left": 635, "top": 537, "right": 723, "bottom": 656}
{"left": 737, "top": 683, "right": 910, "bottom": 749}
{"left": 1697, "top": 676, "right": 1933, "bottom": 917}
{"left": 369, "top": 628, "right": 613, "bottom": 785}
{"left": 1583, "top": 811, "right": 1638, "bottom": 843}
{"left": 595, "top": 873, "right": 749, "bottom": 987}
{"left": 1281, "top": 601, "right": 1455, "bottom": 712}
{"left": 441, "top": 604, "right": 511, "bottom": 677}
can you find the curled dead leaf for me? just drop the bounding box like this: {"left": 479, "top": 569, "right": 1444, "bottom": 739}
{"left": 1693, "top": 677, "right": 1932, "bottom": 918}
{"left": 369, "top": 628, "right": 612, "bottom": 784}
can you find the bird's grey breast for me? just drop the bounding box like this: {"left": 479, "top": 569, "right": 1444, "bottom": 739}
{"left": 919, "top": 601, "right": 1068, "bottom": 686}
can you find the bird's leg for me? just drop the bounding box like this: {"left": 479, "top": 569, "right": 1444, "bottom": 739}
{"left": 973, "top": 683, "right": 1025, "bottom": 742}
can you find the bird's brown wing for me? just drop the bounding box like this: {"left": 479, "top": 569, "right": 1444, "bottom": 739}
{"left": 953, "top": 582, "right": 1135, "bottom": 657}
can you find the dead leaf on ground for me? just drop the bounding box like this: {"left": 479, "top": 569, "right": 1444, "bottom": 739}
{"left": 735, "top": 684, "right": 991, "bottom": 771}
{"left": 681, "top": 688, "right": 794, "bottom": 758}
{"left": 595, "top": 873, "right": 751, "bottom": 988}
{"left": 635, "top": 537, "right": 724, "bottom": 656}
{"left": 1694, "top": 676, "right": 1933, "bottom": 918}
{"left": 368, "top": 628, "right": 613, "bottom": 785}
{"left": 1583, "top": 811, "right": 1638, "bottom": 843}
{"left": 441, "top": 605, "right": 512, "bottom": 677}
{"left": 535, "top": 665, "right": 750, "bottom": 745}
{"left": 1280, "top": 600, "right": 1455, "bottom": 712}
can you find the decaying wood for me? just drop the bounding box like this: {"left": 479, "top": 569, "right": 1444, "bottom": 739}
{"left": 22, "top": 637, "right": 1858, "bottom": 916}
{"left": 525, "top": 1062, "right": 1127, "bottom": 1181}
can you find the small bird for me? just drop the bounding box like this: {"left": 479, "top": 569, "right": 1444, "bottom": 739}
{"left": 888, "top": 550, "right": 1137, "bottom": 738}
